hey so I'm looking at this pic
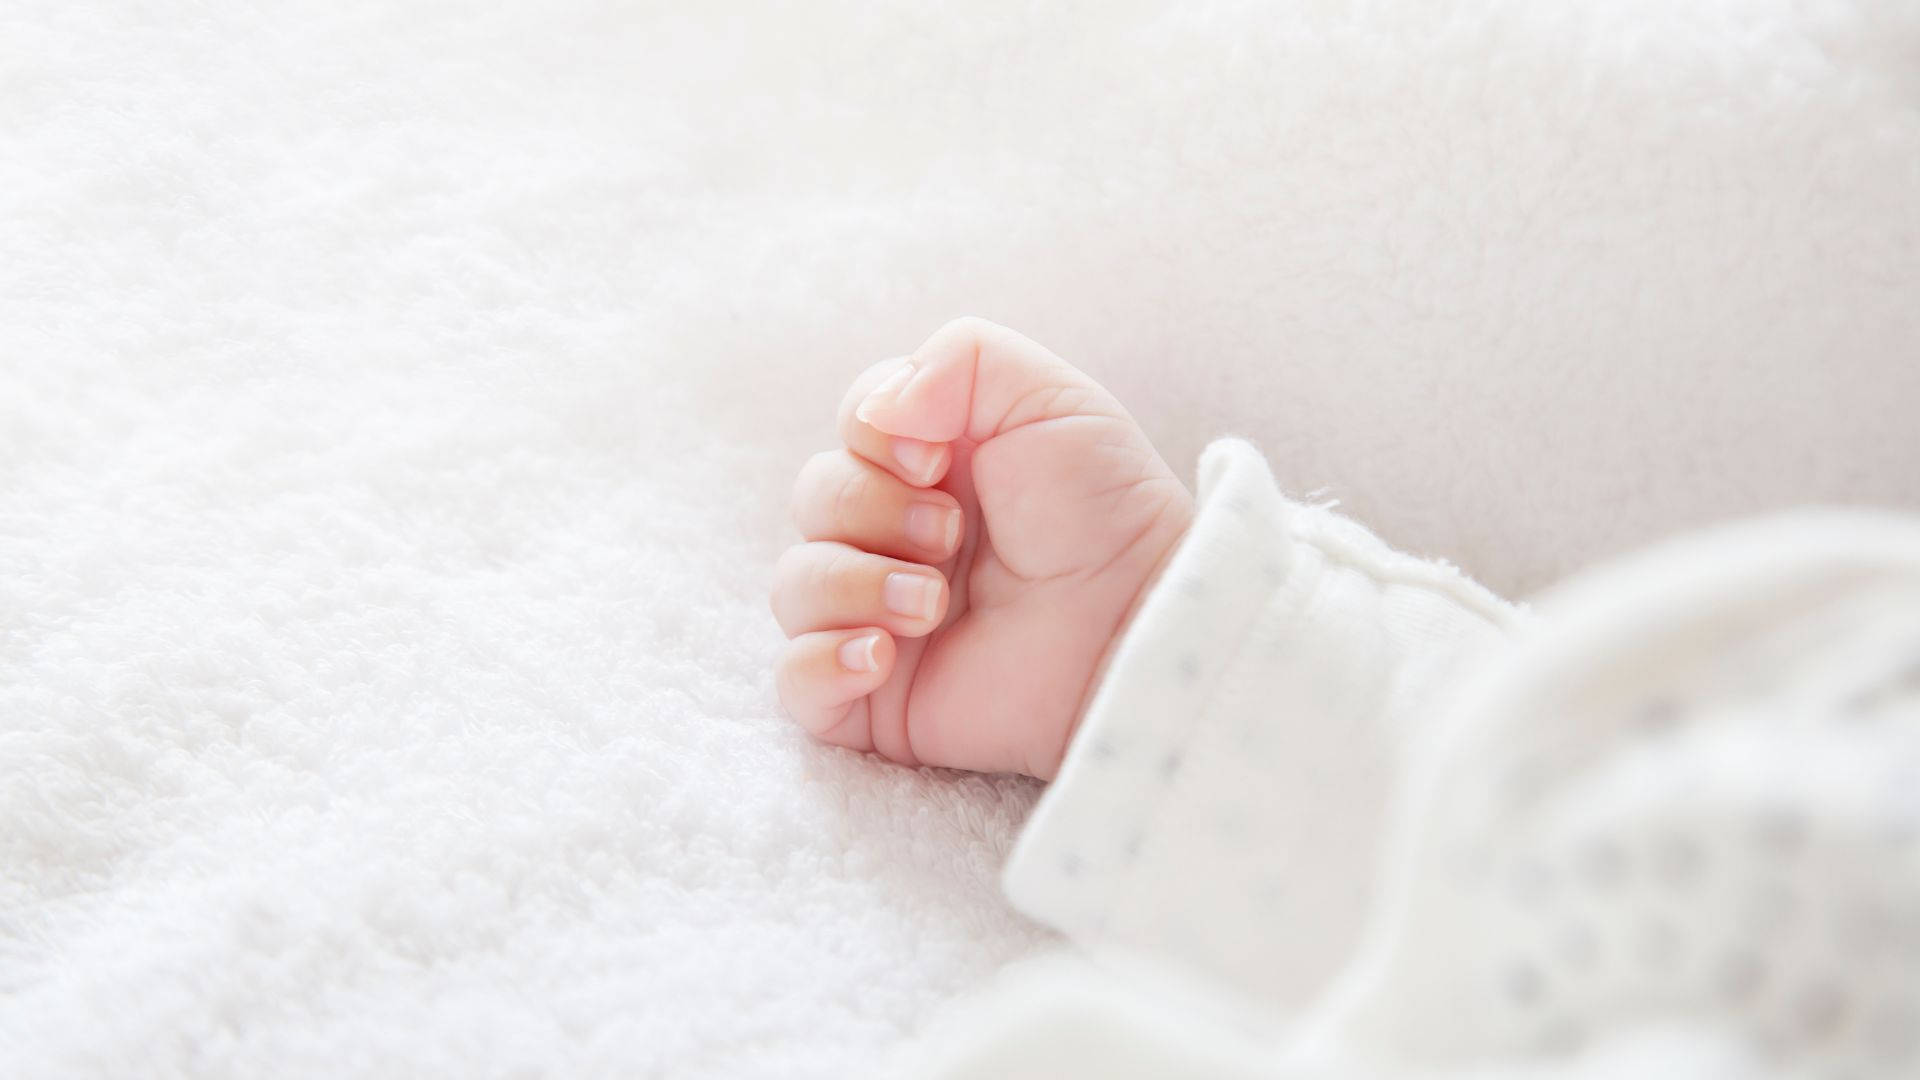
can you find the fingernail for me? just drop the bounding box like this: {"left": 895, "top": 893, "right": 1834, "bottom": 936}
{"left": 837, "top": 632, "right": 881, "bottom": 673}
{"left": 883, "top": 572, "right": 940, "bottom": 621}
{"left": 855, "top": 363, "right": 914, "bottom": 424}
{"left": 891, "top": 438, "right": 946, "bottom": 485}
{"left": 905, "top": 503, "right": 961, "bottom": 554}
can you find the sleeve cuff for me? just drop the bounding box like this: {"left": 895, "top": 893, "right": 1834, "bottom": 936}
{"left": 1001, "top": 437, "right": 1516, "bottom": 1011}
{"left": 1002, "top": 437, "right": 1293, "bottom": 950}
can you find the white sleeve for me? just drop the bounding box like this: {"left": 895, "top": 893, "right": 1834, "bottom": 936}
{"left": 1001, "top": 438, "right": 1523, "bottom": 1016}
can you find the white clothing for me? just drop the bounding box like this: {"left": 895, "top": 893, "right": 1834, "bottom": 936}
{"left": 923, "top": 439, "right": 1920, "bottom": 1079}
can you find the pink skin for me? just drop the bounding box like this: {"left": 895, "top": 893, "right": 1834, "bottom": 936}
{"left": 772, "top": 318, "right": 1194, "bottom": 779}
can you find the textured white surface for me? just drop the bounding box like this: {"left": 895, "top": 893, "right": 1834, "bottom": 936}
{"left": 2, "top": 1, "right": 1916, "bottom": 1076}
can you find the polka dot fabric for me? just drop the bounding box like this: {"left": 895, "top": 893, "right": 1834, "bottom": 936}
{"left": 1005, "top": 439, "right": 1520, "bottom": 1013}
{"left": 1330, "top": 515, "right": 1920, "bottom": 1078}
{"left": 980, "top": 439, "right": 1920, "bottom": 1078}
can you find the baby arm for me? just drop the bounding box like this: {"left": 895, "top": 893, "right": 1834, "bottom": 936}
{"left": 774, "top": 321, "right": 1519, "bottom": 1012}
{"left": 1005, "top": 438, "right": 1523, "bottom": 1015}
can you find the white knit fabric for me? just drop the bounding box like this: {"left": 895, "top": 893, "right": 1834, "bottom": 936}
{"left": 934, "top": 440, "right": 1920, "bottom": 1079}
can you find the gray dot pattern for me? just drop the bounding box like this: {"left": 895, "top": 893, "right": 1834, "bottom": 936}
{"left": 1478, "top": 678, "right": 1920, "bottom": 1071}
{"left": 1017, "top": 442, "right": 1920, "bottom": 1078}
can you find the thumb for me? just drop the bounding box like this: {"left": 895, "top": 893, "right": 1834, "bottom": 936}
{"left": 854, "top": 317, "right": 1123, "bottom": 444}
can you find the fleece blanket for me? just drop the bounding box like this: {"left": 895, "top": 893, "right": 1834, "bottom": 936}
{"left": 3, "top": 1, "right": 1915, "bottom": 1076}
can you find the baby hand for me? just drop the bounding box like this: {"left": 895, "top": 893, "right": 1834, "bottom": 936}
{"left": 772, "top": 319, "right": 1194, "bottom": 778}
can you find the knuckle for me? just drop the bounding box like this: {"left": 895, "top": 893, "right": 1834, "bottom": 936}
{"left": 801, "top": 448, "right": 841, "bottom": 481}
{"left": 770, "top": 547, "right": 805, "bottom": 622}
{"left": 834, "top": 387, "right": 858, "bottom": 432}
{"left": 830, "top": 466, "right": 870, "bottom": 528}
{"left": 772, "top": 646, "right": 801, "bottom": 703}
{"left": 773, "top": 543, "right": 807, "bottom": 584}
{"left": 939, "top": 314, "right": 995, "bottom": 340}
{"left": 790, "top": 450, "right": 840, "bottom": 527}
{"left": 772, "top": 542, "right": 877, "bottom": 635}
{"left": 815, "top": 545, "right": 861, "bottom": 596}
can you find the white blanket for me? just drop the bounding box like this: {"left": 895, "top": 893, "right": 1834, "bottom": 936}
{"left": 3, "top": 1, "right": 1915, "bottom": 1076}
